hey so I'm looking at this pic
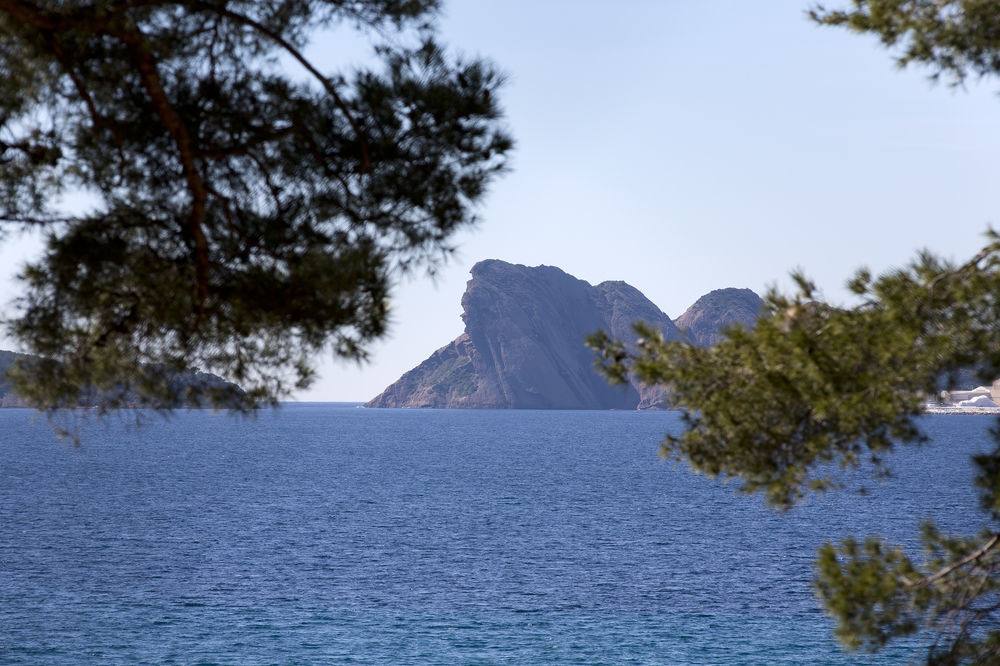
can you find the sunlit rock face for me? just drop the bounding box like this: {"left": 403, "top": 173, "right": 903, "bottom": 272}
{"left": 371, "top": 261, "right": 676, "bottom": 409}
{"left": 674, "top": 288, "right": 764, "bottom": 347}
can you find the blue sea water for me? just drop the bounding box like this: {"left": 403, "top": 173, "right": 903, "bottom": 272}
{"left": 0, "top": 404, "right": 993, "bottom": 664}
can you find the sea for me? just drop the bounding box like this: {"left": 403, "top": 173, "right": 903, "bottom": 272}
{"left": 0, "top": 404, "right": 993, "bottom": 665}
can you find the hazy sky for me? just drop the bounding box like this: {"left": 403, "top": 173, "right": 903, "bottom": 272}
{"left": 4, "top": 1, "right": 1000, "bottom": 402}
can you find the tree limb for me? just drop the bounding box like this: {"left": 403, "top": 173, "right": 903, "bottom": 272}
{"left": 907, "top": 533, "right": 1000, "bottom": 589}
{"left": 0, "top": 0, "right": 213, "bottom": 321}
{"left": 114, "top": 15, "right": 211, "bottom": 319}
{"left": 40, "top": 29, "right": 129, "bottom": 184}
{"left": 189, "top": 1, "right": 371, "bottom": 174}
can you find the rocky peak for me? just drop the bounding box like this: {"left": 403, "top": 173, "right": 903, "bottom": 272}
{"left": 674, "top": 287, "right": 764, "bottom": 347}
{"left": 367, "top": 260, "right": 682, "bottom": 409}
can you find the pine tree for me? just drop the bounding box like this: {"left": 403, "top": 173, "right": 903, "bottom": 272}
{"left": 0, "top": 0, "right": 511, "bottom": 412}
{"left": 592, "top": 2, "right": 1000, "bottom": 661}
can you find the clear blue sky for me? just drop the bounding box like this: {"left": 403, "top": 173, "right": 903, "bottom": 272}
{"left": 3, "top": 1, "right": 1000, "bottom": 402}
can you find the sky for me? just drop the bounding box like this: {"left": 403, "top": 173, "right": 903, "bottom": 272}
{"left": 4, "top": 1, "right": 1000, "bottom": 402}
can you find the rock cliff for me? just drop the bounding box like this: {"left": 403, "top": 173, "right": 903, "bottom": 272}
{"left": 368, "top": 260, "right": 761, "bottom": 410}
{"left": 369, "top": 260, "right": 680, "bottom": 409}
{"left": 674, "top": 288, "right": 764, "bottom": 347}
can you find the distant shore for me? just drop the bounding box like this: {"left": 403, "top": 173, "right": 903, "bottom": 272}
{"left": 924, "top": 404, "right": 1000, "bottom": 415}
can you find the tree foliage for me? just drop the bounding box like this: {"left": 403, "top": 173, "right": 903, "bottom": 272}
{"left": 0, "top": 0, "right": 511, "bottom": 412}
{"left": 591, "top": 2, "right": 1000, "bottom": 661}
{"left": 592, "top": 234, "right": 1000, "bottom": 666}
{"left": 810, "top": 0, "right": 1000, "bottom": 86}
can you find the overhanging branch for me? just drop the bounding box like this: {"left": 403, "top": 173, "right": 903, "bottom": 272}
{"left": 905, "top": 533, "right": 1000, "bottom": 589}
{"left": 189, "top": 1, "right": 371, "bottom": 174}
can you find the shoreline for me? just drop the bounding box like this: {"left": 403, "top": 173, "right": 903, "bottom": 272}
{"left": 924, "top": 405, "right": 1000, "bottom": 415}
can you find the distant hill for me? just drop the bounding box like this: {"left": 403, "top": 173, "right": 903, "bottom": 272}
{"left": 0, "top": 349, "right": 242, "bottom": 408}
{"left": 675, "top": 288, "right": 764, "bottom": 347}
{"left": 367, "top": 260, "right": 762, "bottom": 410}
{"left": 0, "top": 350, "right": 31, "bottom": 407}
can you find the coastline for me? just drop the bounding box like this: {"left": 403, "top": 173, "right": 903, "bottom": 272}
{"left": 924, "top": 405, "right": 1000, "bottom": 415}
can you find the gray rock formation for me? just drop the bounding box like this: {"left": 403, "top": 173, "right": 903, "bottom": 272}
{"left": 367, "top": 260, "right": 685, "bottom": 409}
{"left": 674, "top": 288, "right": 764, "bottom": 347}
{"left": 368, "top": 261, "right": 765, "bottom": 410}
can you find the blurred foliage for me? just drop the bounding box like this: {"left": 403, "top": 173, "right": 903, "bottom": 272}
{"left": 591, "top": 2, "right": 1000, "bottom": 660}
{"left": 0, "top": 0, "right": 511, "bottom": 413}
{"left": 592, "top": 243, "right": 1000, "bottom": 510}
{"left": 591, "top": 230, "right": 1000, "bottom": 665}
{"left": 811, "top": 0, "right": 1000, "bottom": 86}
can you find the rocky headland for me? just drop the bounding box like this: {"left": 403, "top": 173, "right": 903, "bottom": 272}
{"left": 367, "top": 260, "right": 763, "bottom": 410}
{"left": 0, "top": 349, "right": 242, "bottom": 408}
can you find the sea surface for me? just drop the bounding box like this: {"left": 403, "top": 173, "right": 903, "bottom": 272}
{"left": 0, "top": 404, "right": 993, "bottom": 664}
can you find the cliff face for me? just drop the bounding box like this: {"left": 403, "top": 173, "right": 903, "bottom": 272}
{"left": 674, "top": 288, "right": 764, "bottom": 347}
{"left": 367, "top": 260, "right": 686, "bottom": 409}
{"left": 368, "top": 260, "right": 764, "bottom": 410}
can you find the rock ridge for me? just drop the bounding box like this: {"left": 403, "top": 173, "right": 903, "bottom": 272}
{"left": 367, "top": 260, "right": 762, "bottom": 410}
{"left": 675, "top": 287, "right": 764, "bottom": 347}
